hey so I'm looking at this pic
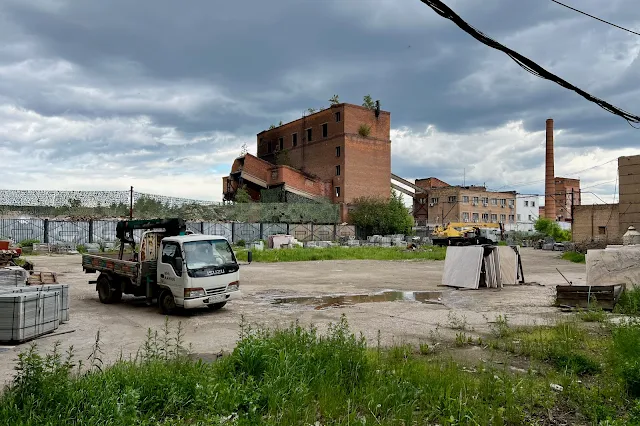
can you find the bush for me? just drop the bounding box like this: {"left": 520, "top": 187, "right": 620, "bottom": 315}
{"left": 236, "top": 239, "right": 246, "bottom": 248}
{"left": 76, "top": 244, "right": 88, "bottom": 254}
{"left": 615, "top": 286, "right": 640, "bottom": 315}
{"left": 349, "top": 191, "right": 413, "bottom": 237}
{"left": 534, "top": 217, "right": 571, "bottom": 242}
{"left": 562, "top": 251, "right": 586, "bottom": 263}
{"left": 18, "top": 239, "right": 40, "bottom": 248}
{"left": 357, "top": 124, "right": 371, "bottom": 137}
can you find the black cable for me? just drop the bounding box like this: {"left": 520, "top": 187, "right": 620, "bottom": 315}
{"left": 550, "top": 0, "right": 640, "bottom": 37}
{"left": 419, "top": 0, "right": 640, "bottom": 126}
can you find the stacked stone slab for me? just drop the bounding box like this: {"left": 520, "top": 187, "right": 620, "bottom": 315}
{"left": 0, "top": 291, "right": 60, "bottom": 343}
{"left": 0, "top": 266, "right": 28, "bottom": 287}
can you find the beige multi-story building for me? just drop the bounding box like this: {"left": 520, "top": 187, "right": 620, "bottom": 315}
{"left": 413, "top": 178, "right": 517, "bottom": 226}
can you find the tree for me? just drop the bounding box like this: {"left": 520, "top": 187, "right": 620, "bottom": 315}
{"left": 234, "top": 186, "right": 252, "bottom": 203}
{"left": 278, "top": 121, "right": 283, "bottom": 126}
{"left": 307, "top": 107, "right": 316, "bottom": 114}
{"left": 240, "top": 143, "right": 248, "bottom": 156}
{"left": 349, "top": 191, "right": 414, "bottom": 237}
{"left": 329, "top": 94, "right": 340, "bottom": 105}
{"left": 534, "top": 217, "right": 571, "bottom": 242}
{"left": 362, "top": 94, "right": 375, "bottom": 110}
{"left": 268, "top": 124, "right": 276, "bottom": 130}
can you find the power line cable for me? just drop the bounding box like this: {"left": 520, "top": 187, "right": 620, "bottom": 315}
{"left": 418, "top": 0, "right": 640, "bottom": 127}
{"left": 549, "top": 0, "right": 640, "bottom": 37}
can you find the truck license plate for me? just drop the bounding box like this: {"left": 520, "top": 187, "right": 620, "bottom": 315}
{"left": 209, "top": 294, "right": 225, "bottom": 303}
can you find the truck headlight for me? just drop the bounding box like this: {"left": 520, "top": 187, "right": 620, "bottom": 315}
{"left": 184, "top": 288, "right": 206, "bottom": 298}
{"left": 227, "top": 281, "right": 240, "bottom": 292}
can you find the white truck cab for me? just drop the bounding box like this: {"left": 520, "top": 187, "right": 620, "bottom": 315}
{"left": 157, "top": 234, "right": 242, "bottom": 313}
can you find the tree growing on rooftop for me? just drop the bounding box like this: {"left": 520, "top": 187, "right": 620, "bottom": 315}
{"left": 362, "top": 94, "right": 375, "bottom": 110}
{"left": 329, "top": 94, "right": 340, "bottom": 105}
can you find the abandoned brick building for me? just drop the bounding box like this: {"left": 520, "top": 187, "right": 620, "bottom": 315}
{"left": 222, "top": 103, "right": 391, "bottom": 222}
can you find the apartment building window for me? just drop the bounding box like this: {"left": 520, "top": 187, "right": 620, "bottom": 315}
{"left": 335, "top": 111, "right": 341, "bottom": 122}
{"left": 292, "top": 133, "right": 298, "bottom": 147}
{"left": 431, "top": 197, "right": 439, "bottom": 204}
{"left": 508, "top": 199, "right": 514, "bottom": 207}
{"left": 500, "top": 199, "right": 506, "bottom": 206}
{"left": 472, "top": 213, "right": 479, "bottom": 222}
{"left": 267, "top": 141, "right": 272, "bottom": 152}
{"left": 472, "top": 197, "right": 479, "bottom": 205}
{"left": 322, "top": 123, "right": 328, "bottom": 138}
{"left": 483, "top": 213, "right": 490, "bottom": 222}
{"left": 448, "top": 196, "right": 457, "bottom": 203}
{"left": 517, "top": 214, "right": 521, "bottom": 220}
{"left": 532, "top": 201, "right": 536, "bottom": 207}
{"left": 335, "top": 165, "right": 341, "bottom": 176}
{"left": 336, "top": 146, "right": 341, "bottom": 157}
{"left": 528, "top": 215, "right": 533, "bottom": 221}
{"left": 335, "top": 187, "right": 341, "bottom": 197}
{"left": 491, "top": 198, "right": 497, "bottom": 206}
{"left": 306, "top": 128, "right": 313, "bottom": 142}
{"left": 418, "top": 198, "right": 426, "bottom": 204}
{"left": 524, "top": 201, "right": 529, "bottom": 207}
{"left": 509, "top": 214, "right": 515, "bottom": 223}
{"left": 462, "top": 212, "right": 470, "bottom": 222}
{"left": 278, "top": 137, "right": 283, "bottom": 150}
{"left": 500, "top": 214, "right": 506, "bottom": 222}
{"left": 462, "top": 196, "right": 469, "bottom": 203}
{"left": 482, "top": 197, "right": 489, "bottom": 205}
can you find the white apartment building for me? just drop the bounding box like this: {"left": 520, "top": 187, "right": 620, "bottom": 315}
{"left": 506, "top": 194, "right": 540, "bottom": 232}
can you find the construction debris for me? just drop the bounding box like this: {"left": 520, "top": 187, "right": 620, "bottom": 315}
{"left": 555, "top": 284, "right": 624, "bottom": 310}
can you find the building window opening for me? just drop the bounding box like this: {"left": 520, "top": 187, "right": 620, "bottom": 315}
{"left": 292, "top": 133, "right": 298, "bottom": 147}
{"left": 336, "top": 146, "right": 341, "bottom": 157}
{"left": 306, "top": 128, "right": 313, "bottom": 142}
{"left": 322, "top": 123, "right": 328, "bottom": 138}
{"left": 335, "top": 111, "right": 341, "bottom": 122}
{"left": 598, "top": 226, "right": 606, "bottom": 235}
{"left": 335, "top": 187, "right": 341, "bottom": 197}
{"left": 267, "top": 141, "right": 272, "bottom": 152}
{"left": 278, "top": 137, "right": 283, "bottom": 150}
{"left": 336, "top": 165, "right": 340, "bottom": 176}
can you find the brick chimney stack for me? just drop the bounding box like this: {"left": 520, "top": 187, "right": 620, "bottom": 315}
{"left": 545, "top": 118, "right": 556, "bottom": 220}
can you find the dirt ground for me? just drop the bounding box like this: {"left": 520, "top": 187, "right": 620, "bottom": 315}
{"left": 0, "top": 248, "right": 584, "bottom": 385}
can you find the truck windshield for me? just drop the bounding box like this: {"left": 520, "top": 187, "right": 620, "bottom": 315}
{"left": 183, "top": 239, "right": 236, "bottom": 270}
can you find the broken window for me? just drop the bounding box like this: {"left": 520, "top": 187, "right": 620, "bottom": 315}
{"left": 500, "top": 199, "right": 506, "bottom": 206}
{"left": 472, "top": 197, "right": 479, "bottom": 205}
{"left": 292, "top": 133, "right": 298, "bottom": 147}
{"left": 306, "top": 128, "right": 313, "bottom": 142}
{"left": 509, "top": 214, "right": 515, "bottom": 222}
{"left": 322, "top": 123, "right": 328, "bottom": 138}
{"left": 335, "top": 111, "right": 341, "bottom": 122}
{"left": 483, "top": 213, "right": 490, "bottom": 222}
{"left": 267, "top": 141, "right": 272, "bottom": 152}
{"left": 431, "top": 198, "right": 439, "bottom": 204}
{"left": 532, "top": 201, "right": 536, "bottom": 207}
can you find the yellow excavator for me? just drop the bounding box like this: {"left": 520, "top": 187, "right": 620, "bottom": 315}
{"left": 432, "top": 222, "right": 504, "bottom": 247}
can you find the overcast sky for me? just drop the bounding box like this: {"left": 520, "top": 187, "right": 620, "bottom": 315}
{"left": 1, "top": 0, "right": 639, "bottom": 205}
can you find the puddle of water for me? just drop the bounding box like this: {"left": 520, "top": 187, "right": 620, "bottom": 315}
{"left": 272, "top": 290, "right": 442, "bottom": 310}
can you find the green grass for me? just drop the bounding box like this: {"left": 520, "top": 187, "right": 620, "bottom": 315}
{"left": 562, "top": 251, "right": 586, "bottom": 263}
{"left": 2, "top": 316, "right": 640, "bottom": 425}
{"left": 615, "top": 286, "right": 640, "bottom": 315}
{"left": 235, "top": 245, "right": 446, "bottom": 262}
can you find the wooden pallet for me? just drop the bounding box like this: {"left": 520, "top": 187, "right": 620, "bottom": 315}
{"left": 555, "top": 284, "right": 625, "bottom": 311}
{"left": 27, "top": 271, "right": 58, "bottom": 285}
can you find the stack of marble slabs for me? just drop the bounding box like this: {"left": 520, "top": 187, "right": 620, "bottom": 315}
{"left": 587, "top": 245, "right": 640, "bottom": 287}
{"left": 0, "top": 266, "right": 28, "bottom": 288}
{"left": 0, "top": 290, "right": 60, "bottom": 343}
{"left": 442, "top": 246, "right": 510, "bottom": 289}
{"left": 8, "top": 284, "right": 69, "bottom": 323}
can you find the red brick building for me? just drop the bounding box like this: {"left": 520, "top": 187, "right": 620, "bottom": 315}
{"left": 223, "top": 103, "right": 391, "bottom": 222}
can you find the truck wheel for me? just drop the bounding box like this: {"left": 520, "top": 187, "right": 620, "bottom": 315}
{"left": 97, "top": 274, "right": 122, "bottom": 304}
{"left": 158, "top": 290, "right": 177, "bottom": 315}
{"left": 208, "top": 302, "right": 227, "bottom": 311}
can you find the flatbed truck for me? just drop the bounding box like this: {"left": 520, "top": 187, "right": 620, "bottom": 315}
{"left": 82, "top": 218, "right": 250, "bottom": 314}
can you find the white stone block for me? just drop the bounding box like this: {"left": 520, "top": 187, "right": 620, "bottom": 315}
{"left": 586, "top": 246, "right": 640, "bottom": 287}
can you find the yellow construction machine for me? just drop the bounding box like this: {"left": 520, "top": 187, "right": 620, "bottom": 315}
{"left": 432, "top": 222, "right": 504, "bottom": 246}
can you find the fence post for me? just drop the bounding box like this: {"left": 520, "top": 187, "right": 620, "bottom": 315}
{"left": 88, "top": 219, "right": 94, "bottom": 243}
{"left": 43, "top": 219, "right": 49, "bottom": 244}
{"left": 200, "top": 222, "right": 204, "bottom": 234}
{"left": 259, "top": 222, "right": 264, "bottom": 240}
{"left": 286, "top": 223, "right": 290, "bottom": 235}
{"left": 311, "top": 223, "right": 314, "bottom": 242}
{"left": 231, "top": 223, "right": 236, "bottom": 243}
{"left": 333, "top": 224, "right": 337, "bottom": 241}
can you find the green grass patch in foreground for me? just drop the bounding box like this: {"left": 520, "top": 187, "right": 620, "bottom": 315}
{"left": 615, "top": 286, "right": 640, "bottom": 315}
{"left": 3, "top": 317, "right": 640, "bottom": 425}
{"left": 561, "top": 251, "right": 586, "bottom": 263}
{"left": 235, "top": 245, "right": 446, "bottom": 262}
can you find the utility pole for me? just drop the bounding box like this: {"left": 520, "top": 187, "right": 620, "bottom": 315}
{"left": 129, "top": 186, "right": 134, "bottom": 219}
{"left": 570, "top": 188, "right": 574, "bottom": 223}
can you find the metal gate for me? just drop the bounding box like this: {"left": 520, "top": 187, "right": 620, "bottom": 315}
{"left": 203, "top": 222, "right": 233, "bottom": 241}
{"left": 262, "top": 223, "right": 288, "bottom": 239}
{"left": 0, "top": 219, "right": 45, "bottom": 243}
{"left": 232, "top": 223, "right": 260, "bottom": 244}
{"left": 92, "top": 220, "right": 118, "bottom": 242}
{"left": 48, "top": 221, "right": 90, "bottom": 245}
{"left": 289, "top": 223, "right": 313, "bottom": 242}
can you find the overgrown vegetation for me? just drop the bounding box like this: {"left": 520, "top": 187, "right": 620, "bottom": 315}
{"left": 235, "top": 245, "right": 446, "bottom": 262}
{"left": 3, "top": 316, "right": 640, "bottom": 425}
{"left": 615, "top": 286, "right": 640, "bottom": 315}
{"left": 349, "top": 191, "right": 414, "bottom": 236}
{"left": 534, "top": 217, "right": 572, "bottom": 242}
{"left": 562, "top": 251, "right": 586, "bottom": 263}
{"left": 18, "top": 239, "right": 39, "bottom": 248}
{"left": 362, "top": 94, "right": 375, "bottom": 109}
{"left": 357, "top": 123, "right": 371, "bottom": 137}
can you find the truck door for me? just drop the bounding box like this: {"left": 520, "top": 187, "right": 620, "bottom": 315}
{"left": 158, "top": 241, "right": 185, "bottom": 299}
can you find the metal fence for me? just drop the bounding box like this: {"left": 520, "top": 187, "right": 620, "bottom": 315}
{"left": 0, "top": 219, "right": 356, "bottom": 245}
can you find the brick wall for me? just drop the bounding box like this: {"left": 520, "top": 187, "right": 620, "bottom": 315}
{"left": 572, "top": 204, "right": 620, "bottom": 243}
{"left": 619, "top": 155, "right": 640, "bottom": 233}
{"left": 343, "top": 134, "right": 391, "bottom": 203}
{"left": 554, "top": 177, "right": 580, "bottom": 221}
{"left": 343, "top": 104, "right": 391, "bottom": 141}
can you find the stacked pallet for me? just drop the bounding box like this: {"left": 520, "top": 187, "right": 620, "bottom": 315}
{"left": 0, "top": 291, "right": 60, "bottom": 343}
{"left": 27, "top": 271, "right": 58, "bottom": 285}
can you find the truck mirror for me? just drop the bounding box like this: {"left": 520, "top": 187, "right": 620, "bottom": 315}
{"left": 175, "top": 257, "right": 183, "bottom": 272}
{"left": 247, "top": 250, "right": 253, "bottom": 264}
